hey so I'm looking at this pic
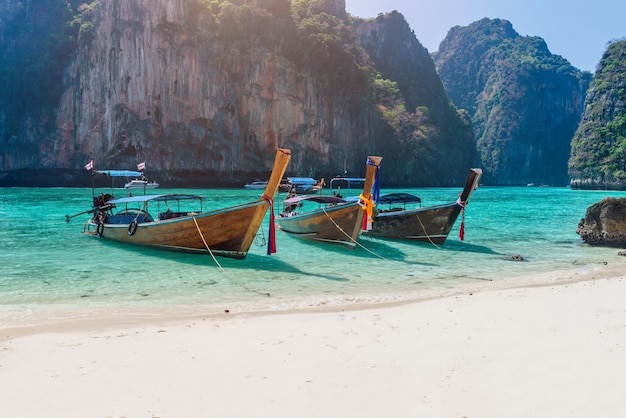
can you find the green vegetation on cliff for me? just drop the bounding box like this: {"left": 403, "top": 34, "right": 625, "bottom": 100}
{"left": 352, "top": 11, "right": 476, "bottom": 185}
{"left": 200, "top": 0, "right": 371, "bottom": 100}
{"left": 201, "top": 2, "right": 475, "bottom": 184}
{"left": 569, "top": 40, "right": 626, "bottom": 189}
{"left": 434, "top": 18, "right": 590, "bottom": 186}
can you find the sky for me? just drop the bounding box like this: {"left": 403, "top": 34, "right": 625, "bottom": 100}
{"left": 344, "top": 0, "right": 626, "bottom": 73}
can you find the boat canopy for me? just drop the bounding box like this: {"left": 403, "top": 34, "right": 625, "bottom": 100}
{"left": 109, "top": 194, "right": 203, "bottom": 204}
{"left": 284, "top": 195, "right": 346, "bottom": 205}
{"left": 344, "top": 193, "right": 421, "bottom": 205}
{"left": 378, "top": 193, "right": 421, "bottom": 204}
{"left": 287, "top": 177, "right": 317, "bottom": 185}
{"left": 332, "top": 177, "right": 364, "bottom": 183}
{"left": 95, "top": 170, "right": 143, "bottom": 177}
{"left": 329, "top": 177, "right": 365, "bottom": 189}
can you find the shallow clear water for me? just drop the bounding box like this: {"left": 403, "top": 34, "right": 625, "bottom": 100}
{"left": 1, "top": 185, "right": 625, "bottom": 325}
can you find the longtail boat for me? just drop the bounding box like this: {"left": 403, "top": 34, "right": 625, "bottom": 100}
{"left": 276, "top": 156, "right": 383, "bottom": 248}
{"left": 364, "top": 168, "right": 482, "bottom": 244}
{"left": 78, "top": 148, "right": 291, "bottom": 259}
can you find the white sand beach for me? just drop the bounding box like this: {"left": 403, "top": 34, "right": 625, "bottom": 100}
{"left": 1, "top": 262, "right": 626, "bottom": 418}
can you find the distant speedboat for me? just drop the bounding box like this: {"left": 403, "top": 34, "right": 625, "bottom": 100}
{"left": 244, "top": 180, "right": 269, "bottom": 189}
{"left": 282, "top": 177, "right": 322, "bottom": 194}
{"left": 124, "top": 179, "right": 160, "bottom": 189}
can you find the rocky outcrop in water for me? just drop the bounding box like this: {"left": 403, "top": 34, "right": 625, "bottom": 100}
{"left": 577, "top": 197, "right": 626, "bottom": 247}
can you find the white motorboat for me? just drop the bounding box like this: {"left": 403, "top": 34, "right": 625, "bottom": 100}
{"left": 124, "top": 179, "right": 160, "bottom": 189}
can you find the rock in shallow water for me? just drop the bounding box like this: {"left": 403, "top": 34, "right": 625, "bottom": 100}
{"left": 577, "top": 197, "right": 626, "bottom": 247}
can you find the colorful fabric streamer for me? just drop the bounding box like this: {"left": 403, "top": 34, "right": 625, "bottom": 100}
{"left": 456, "top": 197, "right": 467, "bottom": 241}
{"left": 262, "top": 194, "right": 276, "bottom": 254}
{"left": 367, "top": 157, "right": 381, "bottom": 204}
{"left": 358, "top": 193, "right": 374, "bottom": 231}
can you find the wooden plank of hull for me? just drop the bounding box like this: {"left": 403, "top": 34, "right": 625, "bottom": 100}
{"left": 277, "top": 203, "right": 364, "bottom": 248}
{"left": 367, "top": 203, "right": 461, "bottom": 244}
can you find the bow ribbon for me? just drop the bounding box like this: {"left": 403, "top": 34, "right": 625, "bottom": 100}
{"left": 358, "top": 193, "right": 374, "bottom": 231}
{"left": 456, "top": 197, "right": 467, "bottom": 241}
{"left": 262, "top": 194, "right": 276, "bottom": 254}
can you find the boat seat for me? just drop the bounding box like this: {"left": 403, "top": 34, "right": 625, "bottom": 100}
{"left": 378, "top": 208, "right": 404, "bottom": 213}
{"left": 159, "top": 211, "right": 187, "bottom": 220}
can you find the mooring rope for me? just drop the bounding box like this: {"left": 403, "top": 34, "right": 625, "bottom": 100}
{"left": 321, "top": 207, "right": 386, "bottom": 259}
{"left": 415, "top": 213, "right": 441, "bottom": 249}
{"left": 414, "top": 199, "right": 467, "bottom": 248}
{"left": 192, "top": 215, "right": 270, "bottom": 297}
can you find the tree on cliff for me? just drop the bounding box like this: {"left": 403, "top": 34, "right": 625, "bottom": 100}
{"left": 569, "top": 39, "right": 626, "bottom": 190}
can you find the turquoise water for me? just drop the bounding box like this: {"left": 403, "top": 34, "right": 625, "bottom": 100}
{"left": 1, "top": 186, "right": 625, "bottom": 325}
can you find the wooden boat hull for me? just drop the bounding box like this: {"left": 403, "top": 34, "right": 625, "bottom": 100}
{"left": 366, "top": 168, "right": 482, "bottom": 244}
{"left": 277, "top": 203, "right": 364, "bottom": 248}
{"left": 276, "top": 155, "right": 382, "bottom": 249}
{"left": 366, "top": 203, "right": 462, "bottom": 244}
{"left": 82, "top": 148, "right": 291, "bottom": 259}
{"left": 87, "top": 200, "right": 268, "bottom": 259}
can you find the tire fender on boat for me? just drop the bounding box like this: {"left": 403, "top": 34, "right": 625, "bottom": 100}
{"left": 128, "top": 220, "right": 138, "bottom": 236}
{"left": 96, "top": 222, "right": 104, "bottom": 237}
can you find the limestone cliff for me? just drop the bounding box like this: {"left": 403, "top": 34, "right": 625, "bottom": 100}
{"left": 0, "top": 0, "right": 474, "bottom": 187}
{"left": 53, "top": 0, "right": 358, "bottom": 184}
{"left": 434, "top": 18, "right": 591, "bottom": 186}
{"left": 352, "top": 12, "right": 476, "bottom": 185}
{"left": 569, "top": 40, "right": 626, "bottom": 190}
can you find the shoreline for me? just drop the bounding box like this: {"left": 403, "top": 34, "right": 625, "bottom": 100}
{"left": 1, "top": 262, "right": 626, "bottom": 417}
{"left": 1, "top": 259, "right": 624, "bottom": 342}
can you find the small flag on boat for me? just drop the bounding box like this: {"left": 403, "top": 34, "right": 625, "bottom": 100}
{"left": 84, "top": 160, "right": 93, "bottom": 170}
{"left": 137, "top": 161, "right": 146, "bottom": 171}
